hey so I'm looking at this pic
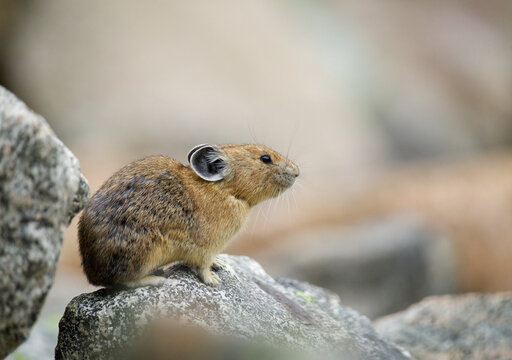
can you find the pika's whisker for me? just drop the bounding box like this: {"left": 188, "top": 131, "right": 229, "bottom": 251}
{"left": 253, "top": 204, "right": 263, "bottom": 230}
{"left": 286, "top": 120, "right": 299, "bottom": 158}
{"left": 259, "top": 202, "right": 269, "bottom": 222}
{"left": 247, "top": 122, "right": 259, "bottom": 143}
{"left": 291, "top": 187, "right": 298, "bottom": 209}
{"left": 265, "top": 204, "right": 274, "bottom": 229}
{"left": 269, "top": 191, "right": 280, "bottom": 216}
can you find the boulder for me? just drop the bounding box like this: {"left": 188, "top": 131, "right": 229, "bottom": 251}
{"left": 56, "top": 255, "right": 410, "bottom": 359}
{"left": 375, "top": 292, "right": 512, "bottom": 359}
{"left": 0, "top": 86, "right": 89, "bottom": 357}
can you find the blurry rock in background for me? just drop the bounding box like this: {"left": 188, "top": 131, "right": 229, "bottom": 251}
{"left": 1, "top": 0, "right": 511, "bottom": 320}
{"left": 374, "top": 293, "right": 512, "bottom": 360}
{"left": 258, "top": 216, "right": 456, "bottom": 319}
{"left": 344, "top": 151, "right": 512, "bottom": 294}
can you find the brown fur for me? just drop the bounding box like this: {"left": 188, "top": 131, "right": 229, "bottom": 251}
{"left": 78, "top": 144, "right": 298, "bottom": 287}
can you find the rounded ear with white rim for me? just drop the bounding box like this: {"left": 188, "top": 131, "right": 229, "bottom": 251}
{"left": 188, "top": 144, "right": 229, "bottom": 181}
{"left": 187, "top": 143, "right": 208, "bottom": 163}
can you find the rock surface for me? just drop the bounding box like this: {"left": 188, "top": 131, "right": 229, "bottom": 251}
{"left": 0, "top": 86, "right": 89, "bottom": 357}
{"left": 261, "top": 216, "right": 456, "bottom": 318}
{"left": 56, "top": 255, "right": 410, "bottom": 359}
{"left": 375, "top": 292, "right": 512, "bottom": 360}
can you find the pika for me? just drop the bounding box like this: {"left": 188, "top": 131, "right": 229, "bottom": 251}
{"left": 78, "top": 144, "right": 299, "bottom": 288}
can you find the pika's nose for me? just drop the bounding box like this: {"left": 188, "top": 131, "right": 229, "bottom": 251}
{"left": 289, "top": 163, "right": 299, "bottom": 177}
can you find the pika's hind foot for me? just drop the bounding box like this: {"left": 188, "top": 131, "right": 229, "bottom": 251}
{"left": 121, "top": 275, "right": 167, "bottom": 288}
{"left": 197, "top": 268, "right": 221, "bottom": 287}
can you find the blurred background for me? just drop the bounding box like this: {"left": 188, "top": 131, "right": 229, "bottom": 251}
{"left": 2, "top": 0, "right": 512, "bottom": 354}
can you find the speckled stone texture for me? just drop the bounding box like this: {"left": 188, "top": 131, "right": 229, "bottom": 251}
{"left": 0, "top": 86, "right": 89, "bottom": 357}
{"left": 56, "top": 255, "right": 410, "bottom": 360}
{"left": 375, "top": 293, "right": 512, "bottom": 360}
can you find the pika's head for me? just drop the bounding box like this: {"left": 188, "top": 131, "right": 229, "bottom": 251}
{"left": 188, "top": 144, "right": 299, "bottom": 206}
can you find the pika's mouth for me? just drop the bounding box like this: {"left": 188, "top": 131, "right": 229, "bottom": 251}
{"left": 275, "top": 173, "right": 297, "bottom": 190}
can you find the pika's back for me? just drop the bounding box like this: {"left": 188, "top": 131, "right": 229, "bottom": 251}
{"left": 78, "top": 156, "right": 198, "bottom": 285}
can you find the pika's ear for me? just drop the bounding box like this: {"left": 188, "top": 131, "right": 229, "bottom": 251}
{"left": 187, "top": 143, "right": 208, "bottom": 163}
{"left": 188, "top": 144, "right": 229, "bottom": 181}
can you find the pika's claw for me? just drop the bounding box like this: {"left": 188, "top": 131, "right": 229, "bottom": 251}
{"left": 211, "top": 256, "right": 228, "bottom": 271}
{"left": 198, "top": 268, "right": 221, "bottom": 287}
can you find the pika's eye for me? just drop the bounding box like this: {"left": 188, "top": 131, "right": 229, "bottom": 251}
{"left": 260, "top": 155, "right": 272, "bottom": 164}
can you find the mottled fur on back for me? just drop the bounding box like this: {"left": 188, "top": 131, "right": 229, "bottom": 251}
{"left": 78, "top": 144, "right": 299, "bottom": 287}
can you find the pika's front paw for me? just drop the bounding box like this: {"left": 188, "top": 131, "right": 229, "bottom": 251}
{"left": 198, "top": 268, "right": 221, "bottom": 287}
{"left": 210, "top": 256, "right": 228, "bottom": 271}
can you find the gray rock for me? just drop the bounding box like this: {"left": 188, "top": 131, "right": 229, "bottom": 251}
{"left": 56, "top": 255, "right": 410, "bottom": 360}
{"left": 0, "top": 86, "right": 89, "bottom": 357}
{"left": 262, "top": 216, "right": 457, "bottom": 318}
{"left": 375, "top": 292, "right": 512, "bottom": 360}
